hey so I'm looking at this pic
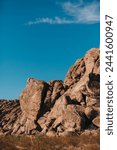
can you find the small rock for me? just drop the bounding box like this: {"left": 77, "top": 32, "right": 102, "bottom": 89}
{"left": 92, "top": 116, "right": 100, "bottom": 127}
{"left": 85, "top": 107, "right": 97, "bottom": 120}
{"left": 46, "top": 130, "right": 56, "bottom": 137}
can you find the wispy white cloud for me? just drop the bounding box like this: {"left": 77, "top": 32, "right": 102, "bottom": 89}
{"left": 26, "top": 0, "right": 100, "bottom": 25}
{"left": 27, "top": 17, "right": 76, "bottom": 25}
{"left": 62, "top": 0, "right": 100, "bottom": 24}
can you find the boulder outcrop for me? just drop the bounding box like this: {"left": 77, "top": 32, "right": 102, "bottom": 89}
{"left": 0, "top": 48, "right": 100, "bottom": 136}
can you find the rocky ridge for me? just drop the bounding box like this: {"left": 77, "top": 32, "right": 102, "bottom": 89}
{"left": 0, "top": 48, "right": 100, "bottom": 136}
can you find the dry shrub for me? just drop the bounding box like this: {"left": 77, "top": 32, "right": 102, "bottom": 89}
{"left": 83, "top": 144, "right": 100, "bottom": 150}
{"left": 0, "top": 133, "right": 100, "bottom": 150}
{"left": 79, "top": 133, "right": 100, "bottom": 145}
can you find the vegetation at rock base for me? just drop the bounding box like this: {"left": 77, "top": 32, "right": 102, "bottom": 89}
{"left": 0, "top": 133, "right": 99, "bottom": 150}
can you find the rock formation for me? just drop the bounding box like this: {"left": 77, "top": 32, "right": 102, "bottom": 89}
{"left": 0, "top": 48, "right": 100, "bottom": 136}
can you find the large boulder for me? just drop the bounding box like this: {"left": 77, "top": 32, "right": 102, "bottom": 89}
{"left": 19, "top": 78, "right": 49, "bottom": 133}
{"left": 64, "top": 48, "right": 100, "bottom": 107}
{"left": 64, "top": 48, "right": 99, "bottom": 87}
{"left": 38, "top": 95, "right": 87, "bottom": 136}
{"left": 43, "top": 80, "right": 67, "bottom": 112}
{"left": 20, "top": 78, "right": 49, "bottom": 120}
{"left": 19, "top": 79, "right": 67, "bottom": 134}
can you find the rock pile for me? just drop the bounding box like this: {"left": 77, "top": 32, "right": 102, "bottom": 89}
{"left": 0, "top": 48, "right": 100, "bottom": 136}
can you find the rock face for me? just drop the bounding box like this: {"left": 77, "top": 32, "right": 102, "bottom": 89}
{"left": 0, "top": 48, "right": 100, "bottom": 136}
{"left": 19, "top": 79, "right": 49, "bottom": 134}
{"left": 0, "top": 100, "right": 21, "bottom": 135}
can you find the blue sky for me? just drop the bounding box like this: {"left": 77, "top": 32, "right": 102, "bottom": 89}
{"left": 0, "top": 0, "right": 100, "bottom": 99}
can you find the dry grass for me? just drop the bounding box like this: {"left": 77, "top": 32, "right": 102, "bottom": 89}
{"left": 0, "top": 133, "right": 99, "bottom": 150}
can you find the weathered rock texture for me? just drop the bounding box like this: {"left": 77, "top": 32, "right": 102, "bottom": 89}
{"left": 0, "top": 48, "right": 100, "bottom": 136}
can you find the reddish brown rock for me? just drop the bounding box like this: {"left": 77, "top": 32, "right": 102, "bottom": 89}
{"left": 20, "top": 78, "right": 49, "bottom": 120}
{"left": 64, "top": 48, "right": 99, "bottom": 87}
{"left": 85, "top": 107, "right": 98, "bottom": 121}
{"left": 44, "top": 80, "right": 67, "bottom": 110}
{"left": 92, "top": 116, "right": 100, "bottom": 127}
{"left": 64, "top": 48, "right": 100, "bottom": 108}
{"left": 39, "top": 96, "right": 87, "bottom": 136}
{"left": 0, "top": 100, "right": 22, "bottom": 135}
{"left": 19, "top": 78, "right": 49, "bottom": 133}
